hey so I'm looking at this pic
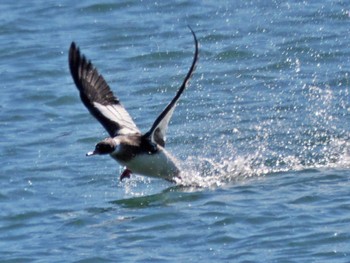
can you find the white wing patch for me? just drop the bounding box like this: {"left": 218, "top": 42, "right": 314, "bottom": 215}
{"left": 151, "top": 107, "right": 175, "bottom": 144}
{"left": 93, "top": 102, "right": 140, "bottom": 135}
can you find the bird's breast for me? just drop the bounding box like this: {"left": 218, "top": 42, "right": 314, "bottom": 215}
{"left": 113, "top": 147, "right": 180, "bottom": 181}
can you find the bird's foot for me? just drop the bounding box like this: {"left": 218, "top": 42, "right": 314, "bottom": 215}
{"left": 120, "top": 168, "right": 132, "bottom": 181}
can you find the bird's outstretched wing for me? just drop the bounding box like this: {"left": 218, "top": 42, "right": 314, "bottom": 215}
{"left": 69, "top": 42, "right": 140, "bottom": 137}
{"left": 144, "top": 27, "right": 199, "bottom": 147}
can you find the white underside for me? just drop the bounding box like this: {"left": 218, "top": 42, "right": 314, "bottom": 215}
{"left": 113, "top": 147, "right": 180, "bottom": 181}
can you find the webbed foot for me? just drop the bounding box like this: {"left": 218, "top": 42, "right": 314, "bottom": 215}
{"left": 120, "top": 168, "right": 132, "bottom": 181}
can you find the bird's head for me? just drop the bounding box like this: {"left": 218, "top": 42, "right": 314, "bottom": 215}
{"left": 86, "top": 138, "right": 116, "bottom": 156}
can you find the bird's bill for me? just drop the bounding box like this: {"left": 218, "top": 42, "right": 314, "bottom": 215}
{"left": 86, "top": 150, "right": 96, "bottom": 156}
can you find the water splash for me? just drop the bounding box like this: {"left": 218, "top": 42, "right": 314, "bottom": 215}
{"left": 177, "top": 137, "right": 350, "bottom": 188}
{"left": 176, "top": 83, "right": 350, "bottom": 188}
{"left": 119, "top": 80, "right": 350, "bottom": 191}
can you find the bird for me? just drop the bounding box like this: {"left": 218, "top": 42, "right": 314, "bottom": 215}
{"left": 68, "top": 27, "right": 199, "bottom": 182}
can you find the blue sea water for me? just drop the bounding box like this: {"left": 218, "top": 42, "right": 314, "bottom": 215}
{"left": 1, "top": 0, "right": 350, "bottom": 262}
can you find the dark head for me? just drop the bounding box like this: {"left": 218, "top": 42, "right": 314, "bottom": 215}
{"left": 86, "top": 138, "right": 116, "bottom": 156}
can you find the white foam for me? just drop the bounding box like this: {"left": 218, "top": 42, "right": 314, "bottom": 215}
{"left": 175, "top": 136, "right": 350, "bottom": 189}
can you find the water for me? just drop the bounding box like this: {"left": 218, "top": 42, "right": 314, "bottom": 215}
{"left": 1, "top": 1, "right": 350, "bottom": 262}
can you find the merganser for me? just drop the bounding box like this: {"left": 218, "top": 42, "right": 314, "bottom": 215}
{"left": 68, "top": 27, "right": 198, "bottom": 182}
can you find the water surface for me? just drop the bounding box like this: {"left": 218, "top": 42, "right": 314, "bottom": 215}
{"left": 1, "top": 1, "right": 350, "bottom": 262}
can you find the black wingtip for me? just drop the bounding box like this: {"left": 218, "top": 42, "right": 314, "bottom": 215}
{"left": 69, "top": 41, "right": 79, "bottom": 65}
{"left": 68, "top": 42, "right": 79, "bottom": 69}
{"left": 68, "top": 42, "right": 93, "bottom": 88}
{"left": 187, "top": 25, "right": 195, "bottom": 35}
{"left": 187, "top": 25, "right": 198, "bottom": 48}
{"left": 145, "top": 27, "right": 199, "bottom": 146}
{"left": 181, "top": 26, "right": 199, "bottom": 90}
{"left": 68, "top": 41, "right": 82, "bottom": 88}
{"left": 69, "top": 41, "right": 88, "bottom": 69}
{"left": 70, "top": 41, "right": 76, "bottom": 50}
